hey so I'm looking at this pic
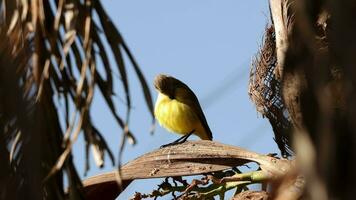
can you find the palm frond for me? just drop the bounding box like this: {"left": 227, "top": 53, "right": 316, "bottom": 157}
{"left": 0, "top": 0, "right": 154, "bottom": 199}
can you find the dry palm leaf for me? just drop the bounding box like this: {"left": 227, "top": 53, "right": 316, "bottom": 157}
{"left": 82, "top": 141, "right": 293, "bottom": 200}
{"left": 1, "top": 0, "right": 154, "bottom": 199}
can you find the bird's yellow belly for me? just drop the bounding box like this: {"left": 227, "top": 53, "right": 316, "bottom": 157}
{"left": 155, "top": 94, "right": 199, "bottom": 135}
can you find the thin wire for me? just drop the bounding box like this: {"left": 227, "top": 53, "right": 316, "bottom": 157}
{"left": 238, "top": 123, "right": 269, "bottom": 148}
{"left": 201, "top": 60, "right": 250, "bottom": 109}
{"left": 199, "top": 60, "right": 269, "bottom": 148}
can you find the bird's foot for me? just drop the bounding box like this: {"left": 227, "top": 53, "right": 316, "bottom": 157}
{"left": 160, "top": 130, "right": 194, "bottom": 149}
{"left": 160, "top": 140, "right": 186, "bottom": 148}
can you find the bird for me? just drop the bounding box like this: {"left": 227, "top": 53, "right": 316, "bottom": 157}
{"left": 154, "top": 74, "right": 213, "bottom": 147}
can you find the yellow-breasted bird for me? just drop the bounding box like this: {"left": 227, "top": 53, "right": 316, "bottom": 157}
{"left": 154, "top": 74, "right": 213, "bottom": 147}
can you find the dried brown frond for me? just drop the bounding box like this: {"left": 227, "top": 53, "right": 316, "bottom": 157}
{"left": 249, "top": 24, "right": 293, "bottom": 157}
{"left": 0, "top": 18, "right": 38, "bottom": 199}
{"left": 82, "top": 141, "right": 293, "bottom": 199}
{"left": 0, "top": 0, "right": 154, "bottom": 199}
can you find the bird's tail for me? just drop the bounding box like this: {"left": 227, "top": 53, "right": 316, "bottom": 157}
{"left": 196, "top": 124, "right": 213, "bottom": 140}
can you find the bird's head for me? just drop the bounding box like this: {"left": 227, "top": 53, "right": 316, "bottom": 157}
{"left": 154, "top": 74, "right": 180, "bottom": 99}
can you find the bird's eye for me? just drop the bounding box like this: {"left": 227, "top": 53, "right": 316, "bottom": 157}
{"left": 169, "top": 94, "right": 175, "bottom": 99}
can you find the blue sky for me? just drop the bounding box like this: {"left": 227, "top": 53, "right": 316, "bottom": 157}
{"left": 72, "top": 1, "right": 277, "bottom": 199}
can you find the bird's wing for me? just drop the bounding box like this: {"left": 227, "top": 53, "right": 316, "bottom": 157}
{"left": 176, "top": 86, "right": 213, "bottom": 140}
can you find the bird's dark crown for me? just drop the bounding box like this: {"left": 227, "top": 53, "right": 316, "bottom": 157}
{"left": 154, "top": 74, "right": 181, "bottom": 99}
